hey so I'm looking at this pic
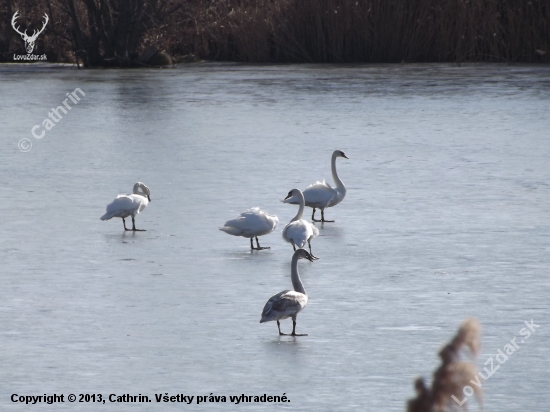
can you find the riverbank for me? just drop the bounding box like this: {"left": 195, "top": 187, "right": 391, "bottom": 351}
{"left": 1, "top": 0, "right": 548, "bottom": 66}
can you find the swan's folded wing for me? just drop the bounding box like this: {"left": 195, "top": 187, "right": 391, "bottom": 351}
{"left": 240, "top": 209, "right": 271, "bottom": 229}
{"left": 303, "top": 181, "right": 337, "bottom": 208}
{"left": 237, "top": 208, "right": 278, "bottom": 235}
{"left": 307, "top": 180, "right": 332, "bottom": 190}
{"left": 242, "top": 208, "right": 277, "bottom": 222}
{"left": 244, "top": 207, "right": 263, "bottom": 215}
{"left": 220, "top": 210, "right": 269, "bottom": 237}
{"left": 101, "top": 195, "right": 139, "bottom": 220}
{"left": 261, "top": 290, "right": 305, "bottom": 322}
{"left": 260, "top": 290, "right": 290, "bottom": 321}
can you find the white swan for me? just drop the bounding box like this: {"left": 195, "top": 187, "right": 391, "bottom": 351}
{"left": 288, "top": 150, "right": 349, "bottom": 222}
{"left": 260, "top": 248, "right": 314, "bottom": 336}
{"left": 100, "top": 182, "right": 151, "bottom": 231}
{"left": 219, "top": 207, "right": 279, "bottom": 250}
{"left": 282, "top": 189, "right": 319, "bottom": 258}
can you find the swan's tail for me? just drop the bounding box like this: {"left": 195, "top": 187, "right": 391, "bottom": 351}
{"left": 100, "top": 211, "right": 117, "bottom": 221}
{"left": 219, "top": 226, "right": 243, "bottom": 236}
{"left": 259, "top": 313, "right": 276, "bottom": 323}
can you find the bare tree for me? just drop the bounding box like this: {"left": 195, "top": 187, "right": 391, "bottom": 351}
{"left": 60, "top": 0, "right": 180, "bottom": 66}
{"left": 0, "top": 0, "right": 14, "bottom": 60}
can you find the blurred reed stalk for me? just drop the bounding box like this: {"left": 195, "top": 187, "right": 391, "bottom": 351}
{"left": 407, "top": 318, "right": 483, "bottom": 412}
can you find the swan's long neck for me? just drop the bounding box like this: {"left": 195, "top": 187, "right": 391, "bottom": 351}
{"left": 290, "top": 254, "right": 306, "bottom": 295}
{"left": 331, "top": 153, "right": 346, "bottom": 194}
{"left": 133, "top": 184, "right": 148, "bottom": 198}
{"left": 291, "top": 191, "right": 305, "bottom": 222}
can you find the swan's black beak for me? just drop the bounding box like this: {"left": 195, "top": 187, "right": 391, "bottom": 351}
{"left": 147, "top": 195, "right": 151, "bottom": 202}
{"left": 284, "top": 193, "right": 292, "bottom": 201}
{"left": 342, "top": 153, "right": 349, "bottom": 159}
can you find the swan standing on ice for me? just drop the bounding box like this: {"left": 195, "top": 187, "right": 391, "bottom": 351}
{"left": 288, "top": 150, "right": 349, "bottom": 222}
{"left": 100, "top": 182, "right": 151, "bottom": 231}
{"left": 219, "top": 208, "right": 279, "bottom": 250}
{"left": 260, "top": 249, "right": 314, "bottom": 336}
{"left": 282, "top": 189, "right": 319, "bottom": 258}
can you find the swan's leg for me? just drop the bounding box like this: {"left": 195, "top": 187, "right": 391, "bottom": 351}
{"left": 277, "top": 320, "right": 288, "bottom": 336}
{"left": 131, "top": 217, "right": 146, "bottom": 231}
{"left": 122, "top": 218, "right": 131, "bottom": 231}
{"left": 291, "top": 241, "right": 297, "bottom": 252}
{"left": 312, "top": 208, "right": 322, "bottom": 222}
{"left": 250, "top": 238, "right": 254, "bottom": 249}
{"left": 308, "top": 239, "right": 320, "bottom": 259}
{"left": 320, "top": 209, "right": 334, "bottom": 223}
{"left": 290, "top": 317, "right": 307, "bottom": 336}
{"left": 252, "top": 237, "right": 270, "bottom": 250}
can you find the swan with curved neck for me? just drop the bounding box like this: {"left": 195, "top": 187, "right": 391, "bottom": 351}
{"left": 288, "top": 150, "right": 349, "bottom": 222}
{"left": 100, "top": 182, "right": 151, "bottom": 231}
{"left": 282, "top": 189, "right": 319, "bottom": 259}
{"left": 260, "top": 248, "right": 314, "bottom": 336}
{"left": 219, "top": 207, "right": 278, "bottom": 250}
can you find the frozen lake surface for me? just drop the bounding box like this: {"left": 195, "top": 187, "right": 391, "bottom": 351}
{"left": 1, "top": 63, "right": 549, "bottom": 411}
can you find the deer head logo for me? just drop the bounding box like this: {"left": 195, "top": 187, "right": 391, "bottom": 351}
{"left": 11, "top": 11, "right": 49, "bottom": 54}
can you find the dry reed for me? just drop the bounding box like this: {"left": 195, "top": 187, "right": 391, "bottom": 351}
{"left": 177, "top": 0, "right": 550, "bottom": 63}
{"left": 407, "top": 318, "right": 482, "bottom": 412}
{"left": 1, "top": 0, "right": 548, "bottom": 64}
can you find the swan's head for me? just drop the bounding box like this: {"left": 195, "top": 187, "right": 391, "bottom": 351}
{"left": 336, "top": 150, "right": 349, "bottom": 159}
{"left": 294, "top": 248, "right": 315, "bottom": 262}
{"left": 283, "top": 188, "right": 302, "bottom": 204}
{"left": 134, "top": 182, "right": 151, "bottom": 201}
